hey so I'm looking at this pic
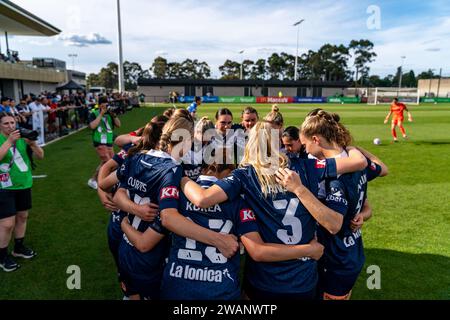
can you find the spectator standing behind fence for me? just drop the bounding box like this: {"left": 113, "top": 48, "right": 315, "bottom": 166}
{"left": 29, "top": 97, "right": 50, "bottom": 146}
{"left": 15, "top": 98, "right": 33, "bottom": 129}
{"left": 9, "top": 99, "right": 26, "bottom": 126}
{"left": 0, "top": 97, "right": 12, "bottom": 113}
{"left": 87, "top": 96, "right": 121, "bottom": 190}
{"left": 0, "top": 112, "right": 44, "bottom": 272}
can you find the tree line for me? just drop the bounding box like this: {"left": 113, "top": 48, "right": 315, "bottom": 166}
{"left": 87, "top": 39, "right": 437, "bottom": 90}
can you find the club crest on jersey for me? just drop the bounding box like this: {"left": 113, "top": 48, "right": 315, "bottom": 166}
{"left": 160, "top": 186, "right": 179, "bottom": 200}
{"left": 370, "top": 162, "right": 377, "bottom": 171}
{"left": 315, "top": 159, "right": 326, "bottom": 168}
{"left": 240, "top": 209, "right": 256, "bottom": 222}
{"left": 224, "top": 175, "right": 234, "bottom": 182}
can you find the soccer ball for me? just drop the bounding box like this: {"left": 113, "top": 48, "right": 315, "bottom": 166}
{"left": 373, "top": 138, "right": 381, "bottom": 145}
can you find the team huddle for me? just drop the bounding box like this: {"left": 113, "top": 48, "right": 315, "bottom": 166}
{"left": 95, "top": 103, "right": 388, "bottom": 300}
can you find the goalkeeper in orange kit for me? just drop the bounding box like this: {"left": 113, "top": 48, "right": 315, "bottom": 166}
{"left": 384, "top": 97, "right": 413, "bottom": 142}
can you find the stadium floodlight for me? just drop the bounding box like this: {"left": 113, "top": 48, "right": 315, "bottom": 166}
{"left": 68, "top": 53, "right": 77, "bottom": 70}
{"left": 116, "top": 0, "right": 125, "bottom": 93}
{"left": 398, "top": 56, "right": 406, "bottom": 92}
{"left": 239, "top": 50, "right": 245, "bottom": 80}
{"left": 293, "top": 19, "right": 304, "bottom": 81}
{"left": 428, "top": 68, "right": 436, "bottom": 96}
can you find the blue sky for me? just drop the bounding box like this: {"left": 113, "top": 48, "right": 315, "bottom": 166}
{"left": 3, "top": 0, "right": 450, "bottom": 78}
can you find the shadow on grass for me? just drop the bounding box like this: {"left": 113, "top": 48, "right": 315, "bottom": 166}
{"left": 411, "top": 141, "right": 450, "bottom": 146}
{"left": 353, "top": 248, "right": 450, "bottom": 300}
{"left": 1, "top": 247, "right": 447, "bottom": 300}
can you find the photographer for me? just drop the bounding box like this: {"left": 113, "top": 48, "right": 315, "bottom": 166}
{"left": 87, "top": 96, "right": 120, "bottom": 190}
{"left": 0, "top": 112, "right": 43, "bottom": 272}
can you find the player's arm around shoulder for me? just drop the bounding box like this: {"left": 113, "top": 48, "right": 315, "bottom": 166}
{"left": 276, "top": 168, "right": 344, "bottom": 235}
{"left": 113, "top": 188, "right": 158, "bottom": 222}
{"left": 241, "top": 231, "right": 324, "bottom": 262}
{"left": 180, "top": 177, "right": 228, "bottom": 208}
{"left": 121, "top": 218, "right": 164, "bottom": 253}
{"left": 356, "top": 147, "right": 388, "bottom": 177}
{"left": 335, "top": 147, "right": 367, "bottom": 174}
{"left": 159, "top": 207, "right": 239, "bottom": 258}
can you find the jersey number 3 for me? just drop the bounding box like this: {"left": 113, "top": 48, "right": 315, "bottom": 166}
{"left": 273, "top": 198, "right": 302, "bottom": 244}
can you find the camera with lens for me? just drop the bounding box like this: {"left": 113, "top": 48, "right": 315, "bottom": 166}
{"left": 106, "top": 105, "right": 120, "bottom": 115}
{"left": 19, "top": 128, "right": 39, "bottom": 141}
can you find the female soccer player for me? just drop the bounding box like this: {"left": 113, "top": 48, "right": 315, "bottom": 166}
{"left": 180, "top": 121, "right": 368, "bottom": 300}
{"left": 276, "top": 110, "right": 388, "bottom": 300}
{"left": 215, "top": 108, "right": 233, "bottom": 135}
{"left": 384, "top": 97, "right": 413, "bottom": 142}
{"left": 122, "top": 148, "right": 324, "bottom": 300}
{"left": 113, "top": 116, "right": 238, "bottom": 300}
{"left": 240, "top": 106, "right": 259, "bottom": 131}
{"left": 97, "top": 120, "right": 165, "bottom": 297}
{"left": 180, "top": 116, "right": 215, "bottom": 180}
{"left": 282, "top": 126, "right": 305, "bottom": 157}
{"left": 264, "top": 104, "right": 285, "bottom": 149}
{"left": 264, "top": 104, "right": 284, "bottom": 129}
{"left": 213, "top": 108, "right": 245, "bottom": 165}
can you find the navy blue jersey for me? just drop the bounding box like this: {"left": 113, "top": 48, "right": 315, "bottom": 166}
{"left": 109, "top": 143, "right": 134, "bottom": 233}
{"left": 286, "top": 149, "right": 308, "bottom": 160}
{"left": 117, "top": 149, "right": 182, "bottom": 283}
{"left": 318, "top": 157, "right": 382, "bottom": 275}
{"left": 181, "top": 145, "right": 203, "bottom": 180}
{"left": 112, "top": 142, "right": 133, "bottom": 166}
{"left": 107, "top": 143, "right": 135, "bottom": 263}
{"left": 209, "top": 127, "right": 246, "bottom": 166}
{"left": 161, "top": 175, "right": 258, "bottom": 300}
{"left": 215, "top": 158, "right": 337, "bottom": 294}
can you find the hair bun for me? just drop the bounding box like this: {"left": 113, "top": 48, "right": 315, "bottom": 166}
{"left": 331, "top": 113, "right": 340, "bottom": 123}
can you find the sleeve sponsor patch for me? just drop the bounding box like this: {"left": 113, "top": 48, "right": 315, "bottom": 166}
{"left": 370, "top": 162, "right": 377, "bottom": 171}
{"left": 315, "top": 159, "right": 326, "bottom": 168}
{"left": 240, "top": 208, "right": 256, "bottom": 222}
{"left": 160, "top": 186, "right": 179, "bottom": 200}
{"left": 117, "top": 149, "right": 127, "bottom": 160}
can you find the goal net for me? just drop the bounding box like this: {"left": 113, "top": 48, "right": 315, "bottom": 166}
{"left": 367, "top": 87, "right": 420, "bottom": 105}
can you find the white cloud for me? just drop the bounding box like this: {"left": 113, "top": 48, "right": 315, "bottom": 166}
{"left": 58, "top": 33, "right": 112, "bottom": 47}
{"left": 8, "top": 0, "right": 450, "bottom": 77}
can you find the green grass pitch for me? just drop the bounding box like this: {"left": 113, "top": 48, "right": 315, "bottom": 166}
{"left": 0, "top": 103, "right": 449, "bottom": 299}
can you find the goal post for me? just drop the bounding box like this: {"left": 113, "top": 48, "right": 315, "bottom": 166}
{"left": 367, "top": 87, "right": 420, "bottom": 105}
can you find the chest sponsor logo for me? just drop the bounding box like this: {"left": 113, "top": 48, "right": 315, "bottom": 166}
{"left": 343, "top": 229, "right": 362, "bottom": 248}
{"left": 169, "top": 262, "right": 234, "bottom": 283}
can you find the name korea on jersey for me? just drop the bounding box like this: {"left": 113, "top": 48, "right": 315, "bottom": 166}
{"left": 160, "top": 176, "right": 258, "bottom": 300}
